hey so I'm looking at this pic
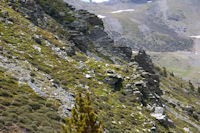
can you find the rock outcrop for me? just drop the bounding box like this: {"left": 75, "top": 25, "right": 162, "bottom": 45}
{"left": 134, "top": 50, "right": 155, "bottom": 74}
{"left": 103, "top": 70, "right": 123, "bottom": 91}
{"left": 131, "top": 51, "right": 175, "bottom": 130}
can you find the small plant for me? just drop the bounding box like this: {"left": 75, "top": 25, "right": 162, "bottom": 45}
{"left": 170, "top": 72, "right": 175, "bottom": 77}
{"left": 163, "top": 67, "right": 167, "bottom": 77}
{"left": 62, "top": 91, "right": 104, "bottom": 133}
{"left": 189, "top": 80, "right": 195, "bottom": 91}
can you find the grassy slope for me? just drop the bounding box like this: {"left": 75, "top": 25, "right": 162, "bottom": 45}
{"left": 0, "top": 1, "right": 199, "bottom": 133}
{"left": 0, "top": 2, "right": 154, "bottom": 132}
{"left": 159, "top": 69, "right": 200, "bottom": 132}
{"left": 0, "top": 69, "right": 61, "bottom": 132}
{"left": 149, "top": 51, "right": 200, "bottom": 85}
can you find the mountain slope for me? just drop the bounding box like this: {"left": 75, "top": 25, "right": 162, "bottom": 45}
{"left": 9, "top": 0, "right": 132, "bottom": 64}
{"left": 66, "top": 0, "right": 198, "bottom": 52}
{"left": 0, "top": 0, "right": 199, "bottom": 132}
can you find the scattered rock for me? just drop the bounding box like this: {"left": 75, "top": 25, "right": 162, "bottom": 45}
{"left": 1, "top": 10, "right": 9, "bottom": 17}
{"left": 124, "top": 84, "right": 133, "bottom": 95}
{"left": 151, "top": 107, "right": 167, "bottom": 121}
{"left": 112, "top": 121, "right": 117, "bottom": 124}
{"left": 32, "top": 34, "right": 42, "bottom": 45}
{"left": 33, "top": 45, "right": 41, "bottom": 52}
{"left": 128, "top": 62, "right": 138, "bottom": 67}
{"left": 183, "top": 127, "right": 192, "bottom": 133}
{"left": 133, "top": 91, "right": 143, "bottom": 97}
{"left": 85, "top": 74, "right": 92, "bottom": 79}
{"left": 151, "top": 126, "right": 156, "bottom": 131}
{"left": 59, "top": 11, "right": 65, "bottom": 16}
{"left": 134, "top": 80, "right": 146, "bottom": 89}
{"left": 167, "top": 119, "right": 175, "bottom": 128}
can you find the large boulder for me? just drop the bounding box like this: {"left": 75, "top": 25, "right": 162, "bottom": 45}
{"left": 151, "top": 107, "right": 167, "bottom": 123}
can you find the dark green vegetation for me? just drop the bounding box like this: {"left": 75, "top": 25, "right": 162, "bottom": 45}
{"left": 0, "top": 68, "right": 61, "bottom": 132}
{"left": 62, "top": 92, "right": 104, "bottom": 133}
{"left": 35, "top": 0, "right": 75, "bottom": 23}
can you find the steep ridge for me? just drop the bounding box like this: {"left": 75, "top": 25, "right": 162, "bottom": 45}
{"left": 0, "top": 0, "right": 199, "bottom": 133}
{"left": 6, "top": 0, "right": 132, "bottom": 64}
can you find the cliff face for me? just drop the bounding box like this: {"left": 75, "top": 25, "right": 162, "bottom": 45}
{"left": 0, "top": 1, "right": 199, "bottom": 133}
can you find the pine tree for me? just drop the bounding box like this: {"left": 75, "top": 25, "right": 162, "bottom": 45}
{"left": 198, "top": 86, "right": 200, "bottom": 94}
{"left": 62, "top": 92, "right": 104, "bottom": 133}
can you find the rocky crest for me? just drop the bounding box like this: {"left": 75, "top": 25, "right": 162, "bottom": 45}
{"left": 134, "top": 50, "right": 155, "bottom": 74}
{"left": 6, "top": 0, "right": 132, "bottom": 64}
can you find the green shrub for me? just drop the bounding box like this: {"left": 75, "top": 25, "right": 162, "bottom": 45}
{"left": 29, "top": 102, "right": 41, "bottom": 110}
{"left": 189, "top": 80, "right": 195, "bottom": 91}
{"left": 38, "top": 126, "right": 52, "bottom": 132}
{"left": 0, "top": 123, "right": 4, "bottom": 130}
{"left": 18, "top": 105, "right": 32, "bottom": 114}
{"left": 41, "top": 120, "right": 50, "bottom": 126}
{"left": 46, "top": 111, "right": 61, "bottom": 121}
{"left": 18, "top": 116, "right": 32, "bottom": 124}
{"left": 35, "top": 0, "right": 75, "bottom": 23}
{"left": 2, "top": 111, "right": 8, "bottom": 116}
{"left": 12, "top": 100, "right": 23, "bottom": 106}
{"left": 8, "top": 113, "right": 18, "bottom": 122}
{"left": 0, "top": 90, "right": 12, "bottom": 97}
{"left": 1, "top": 100, "right": 11, "bottom": 106}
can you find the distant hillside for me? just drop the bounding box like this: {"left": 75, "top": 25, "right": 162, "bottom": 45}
{"left": 149, "top": 51, "right": 200, "bottom": 86}
{"left": 66, "top": 0, "right": 200, "bottom": 52}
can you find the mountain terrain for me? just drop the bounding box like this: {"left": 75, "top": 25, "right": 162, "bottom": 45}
{"left": 66, "top": 0, "right": 200, "bottom": 52}
{"left": 66, "top": 0, "right": 200, "bottom": 85}
{"left": 149, "top": 51, "right": 200, "bottom": 85}
{"left": 0, "top": 0, "right": 200, "bottom": 133}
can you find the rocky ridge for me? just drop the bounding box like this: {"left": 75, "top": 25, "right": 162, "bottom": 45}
{"left": 6, "top": 0, "right": 132, "bottom": 64}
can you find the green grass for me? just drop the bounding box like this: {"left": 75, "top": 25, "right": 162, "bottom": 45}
{"left": 35, "top": 0, "right": 75, "bottom": 23}
{"left": 0, "top": 68, "right": 61, "bottom": 132}
{"left": 149, "top": 51, "right": 200, "bottom": 84}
